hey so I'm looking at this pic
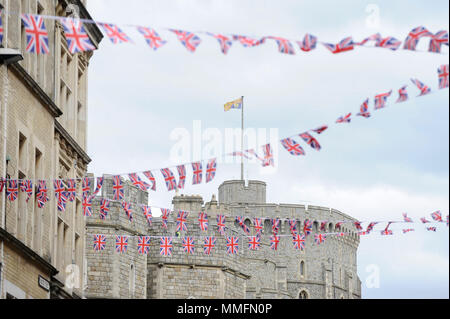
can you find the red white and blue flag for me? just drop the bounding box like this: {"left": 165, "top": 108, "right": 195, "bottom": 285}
{"left": 66, "top": 179, "right": 76, "bottom": 202}
{"left": 21, "top": 14, "right": 49, "bottom": 54}
{"left": 403, "top": 213, "right": 413, "bottom": 223}
{"left": 128, "top": 173, "right": 150, "bottom": 191}
{"left": 236, "top": 216, "right": 250, "bottom": 234}
{"left": 121, "top": 201, "right": 133, "bottom": 222}
{"left": 322, "top": 37, "right": 354, "bottom": 54}
{"left": 82, "top": 195, "right": 93, "bottom": 217}
{"left": 298, "top": 33, "right": 317, "bottom": 52}
{"left": 94, "top": 234, "right": 107, "bottom": 251}
{"left": 381, "top": 222, "right": 393, "bottom": 235}
{"left": 182, "top": 237, "right": 195, "bottom": 254}
{"left": 431, "top": 210, "right": 443, "bottom": 222}
{"left": 137, "top": 27, "right": 166, "bottom": 50}
{"left": 36, "top": 180, "right": 49, "bottom": 208}
{"left": 99, "top": 198, "right": 110, "bottom": 220}
{"left": 177, "top": 165, "right": 186, "bottom": 189}
{"left": 357, "top": 99, "right": 371, "bottom": 118}
{"left": 82, "top": 177, "right": 91, "bottom": 199}
{"left": 311, "top": 125, "right": 328, "bottom": 135}
{"left": 314, "top": 233, "right": 326, "bottom": 245}
{"left": 320, "top": 221, "right": 328, "bottom": 231}
{"left": 160, "top": 237, "right": 173, "bottom": 256}
{"left": 141, "top": 205, "right": 152, "bottom": 226}
{"left": 6, "top": 180, "right": 19, "bottom": 202}
{"left": 101, "top": 23, "right": 132, "bottom": 44}
{"left": 54, "top": 180, "right": 68, "bottom": 211}
{"left": 161, "top": 168, "right": 177, "bottom": 191}
{"left": 248, "top": 236, "right": 261, "bottom": 250}
{"left": 429, "top": 30, "right": 448, "bottom": 53}
{"left": 402, "top": 229, "right": 415, "bottom": 234}
{"left": 272, "top": 219, "right": 281, "bottom": 235}
{"left": 226, "top": 236, "right": 239, "bottom": 255}
{"left": 203, "top": 236, "right": 216, "bottom": 255}
{"left": 20, "top": 180, "right": 33, "bottom": 202}
{"left": 438, "top": 64, "right": 449, "bottom": 89}
{"left": 0, "top": 15, "right": 3, "bottom": 44}
{"left": 426, "top": 227, "right": 436, "bottom": 232}
{"left": 253, "top": 218, "right": 263, "bottom": 235}
{"left": 396, "top": 85, "right": 409, "bottom": 103}
{"left": 374, "top": 90, "right": 392, "bottom": 110}
{"left": 115, "top": 235, "right": 128, "bottom": 253}
{"left": 137, "top": 236, "right": 151, "bottom": 255}
{"left": 281, "top": 138, "right": 305, "bottom": 156}
{"left": 289, "top": 219, "right": 298, "bottom": 235}
{"left": 206, "top": 158, "right": 217, "bottom": 183}
{"left": 420, "top": 217, "right": 430, "bottom": 224}
{"left": 293, "top": 234, "right": 306, "bottom": 250}
{"left": 269, "top": 36, "right": 295, "bottom": 54}
{"left": 61, "top": 18, "right": 96, "bottom": 53}
{"left": 207, "top": 33, "right": 233, "bottom": 54}
{"left": 270, "top": 234, "right": 280, "bottom": 250}
{"left": 411, "top": 78, "right": 431, "bottom": 96}
{"left": 336, "top": 113, "right": 352, "bottom": 123}
{"left": 376, "top": 36, "right": 402, "bottom": 50}
{"left": 403, "top": 26, "right": 432, "bottom": 51}
{"left": 261, "top": 144, "right": 274, "bottom": 167}
{"left": 143, "top": 171, "right": 156, "bottom": 191}
{"left": 232, "top": 35, "right": 266, "bottom": 47}
{"left": 355, "top": 33, "right": 381, "bottom": 46}
{"left": 112, "top": 175, "right": 124, "bottom": 200}
{"left": 217, "top": 215, "right": 226, "bottom": 235}
{"left": 303, "top": 220, "right": 312, "bottom": 236}
{"left": 176, "top": 210, "right": 189, "bottom": 232}
{"left": 198, "top": 212, "right": 208, "bottom": 231}
{"left": 192, "top": 162, "right": 203, "bottom": 185}
{"left": 161, "top": 208, "right": 171, "bottom": 229}
{"left": 354, "top": 221, "right": 363, "bottom": 231}
{"left": 93, "top": 177, "right": 103, "bottom": 196}
{"left": 366, "top": 222, "right": 378, "bottom": 233}
{"left": 170, "top": 29, "right": 202, "bottom": 52}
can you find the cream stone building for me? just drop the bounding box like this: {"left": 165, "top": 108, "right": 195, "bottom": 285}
{"left": 0, "top": 0, "right": 102, "bottom": 299}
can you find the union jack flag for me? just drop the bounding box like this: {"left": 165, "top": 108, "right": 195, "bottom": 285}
{"left": 203, "top": 236, "right": 216, "bottom": 255}
{"left": 396, "top": 85, "right": 409, "bottom": 103}
{"left": 141, "top": 205, "right": 152, "bottom": 226}
{"left": 335, "top": 222, "right": 343, "bottom": 229}
{"left": 269, "top": 36, "right": 295, "bottom": 54}
{"left": 357, "top": 98, "right": 371, "bottom": 118}
{"left": 198, "top": 212, "right": 208, "bottom": 231}
{"left": 431, "top": 210, "right": 443, "bottom": 222}
{"left": 270, "top": 234, "right": 280, "bottom": 250}
{"left": 101, "top": 23, "right": 132, "bottom": 44}
{"left": 293, "top": 234, "right": 306, "bottom": 250}
{"left": 261, "top": 144, "right": 275, "bottom": 167}
{"left": 355, "top": 33, "right": 382, "bottom": 46}
{"left": 0, "top": 15, "right": 3, "bottom": 44}
{"left": 128, "top": 173, "right": 150, "bottom": 191}
{"left": 20, "top": 180, "right": 33, "bottom": 202}
{"left": 170, "top": 29, "right": 202, "bottom": 52}
{"left": 403, "top": 26, "right": 432, "bottom": 51}
{"left": 314, "top": 233, "right": 326, "bottom": 245}
{"left": 272, "top": 219, "right": 281, "bottom": 234}
{"left": 232, "top": 35, "right": 266, "bottom": 47}
{"left": 311, "top": 125, "right": 328, "bottom": 135}
{"left": 280, "top": 138, "right": 305, "bottom": 156}
{"left": 374, "top": 90, "right": 392, "bottom": 110}
{"left": 143, "top": 171, "right": 156, "bottom": 191}
{"left": 217, "top": 215, "right": 226, "bottom": 235}
{"left": 426, "top": 227, "right": 436, "bottom": 232}
{"left": 21, "top": 14, "right": 50, "bottom": 54}
{"left": 137, "top": 26, "right": 166, "bottom": 50}
{"left": 380, "top": 229, "right": 393, "bottom": 236}
{"left": 248, "top": 236, "right": 261, "bottom": 250}
{"left": 66, "top": 179, "right": 76, "bottom": 202}
{"left": 288, "top": 219, "right": 298, "bottom": 235}
{"left": 429, "top": 30, "right": 448, "bottom": 53}
{"left": 438, "top": 64, "right": 449, "bottom": 89}
{"left": 182, "top": 237, "right": 195, "bottom": 254}
{"left": 207, "top": 33, "right": 233, "bottom": 54}
{"left": 366, "top": 222, "right": 378, "bottom": 233}
{"left": 191, "top": 162, "right": 203, "bottom": 185}
{"left": 403, "top": 213, "right": 413, "bottom": 223}
{"left": 121, "top": 201, "right": 133, "bottom": 222}
{"left": 354, "top": 221, "right": 363, "bottom": 231}
{"left": 226, "top": 236, "right": 239, "bottom": 255}
{"left": 253, "top": 218, "right": 263, "bottom": 235}
{"left": 299, "top": 132, "right": 321, "bottom": 151}
{"left": 298, "top": 33, "right": 317, "bottom": 52}
{"left": 82, "top": 177, "right": 91, "bottom": 199}
{"left": 93, "top": 234, "right": 106, "bottom": 251}
{"left": 402, "top": 229, "right": 415, "bottom": 234}
{"left": 320, "top": 221, "right": 328, "bottom": 231}
{"left": 176, "top": 210, "right": 189, "bottom": 232}
{"left": 99, "top": 199, "right": 110, "bottom": 220}
{"left": 54, "top": 180, "right": 68, "bottom": 211}
{"left": 411, "top": 78, "right": 431, "bottom": 96}
{"left": 161, "top": 168, "right": 177, "bottom": 191}
{"left": 322, "top": 36, "right": 354, "bottom": 54}
{"left": 82, "top": 195, "right": 93, "bottom": 217}
{"left": 112, "top": 175, "right": 124, "bottom": 200}
{"left": 376, "top": 36, "right": 402, "bottom": 50}
{"left": 6, "top": 180, "right": 19, "bottom": 201}
{"left": 206, "top": 159, "right": 217, "bottom": 183}
{"left": 115, "top": 235, "right": 128, "bottom": 253}
{"left": 236, "top": 216, "right": 250, "bottom": 234}
{"left": 36, "top": 180, "right": 49, "bottom": 208}
{"left": 93, "top": 177, "right": 103, "bottom": 196}
{"left": 161, "top": 208, "right": 171, "bottom": 229}
{"left": 420, "top": 217, "right": 430, "bottom": 224}
{"left": 160, "top": 237, "right": 173, "bottom": 256}
{"left": 61, "top": 18, "right": 96, "bottom": 53}
{"left": 303, "top": 220, "right": 312, "bottom": 236}
{"left": 137, "top": 236, "right": 151, "bottom": 255}
{"left": 177, "top": 165, "right": 186, "bottom": 189}
{"left": 336, "top": 113, "right": 352, "bottom": 123}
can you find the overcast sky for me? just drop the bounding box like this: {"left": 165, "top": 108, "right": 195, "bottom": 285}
{"left": 85, "top": 0, "right": 449, "bottom": 298}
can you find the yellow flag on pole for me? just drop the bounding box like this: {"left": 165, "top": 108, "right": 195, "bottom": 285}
{"left": 224, "top": 97, "right": 243, "bottom": 111}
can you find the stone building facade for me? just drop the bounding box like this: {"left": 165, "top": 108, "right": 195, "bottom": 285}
{"left": 0, "top": 0, "right": 102, "bottom": 299}
{"left": 85, "top": 178, "right": 361, "bottom": 299}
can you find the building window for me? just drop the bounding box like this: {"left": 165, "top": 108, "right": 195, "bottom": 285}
{"left": 300, "top": 261, "right": 305, "bottom": 277}
{"left": 299, "top": 290, "right": 308, "bottom": 299}
{"left": 263, "top": 219, "right": 271, "bottom": 234}
{"left": 129, "top": 264, "right": 135, "bottom": 298}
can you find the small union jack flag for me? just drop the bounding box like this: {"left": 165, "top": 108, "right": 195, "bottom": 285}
{"left": 207, "top": 33, "right": 233, "bottom": 54}
{"left": 236, "top": 216, "right": 250, "bottom": 235}
{"left": 226, "top": 236, "right": 239, "bottom": 255}
{"left": 380, "top": 229, "right": 393, "bottom": 236}
{"left": 314, "top": 233, "right": 326, "bottom": 245}
{"left": 253, "top": 218, "right": 263, "bottom": 235}
{"left": 280, "top": 138, "right": 305, "bottom": 156}
{"left": 36, "top": 180, "right": 49, "bottom": 208}
{"left": 376, "top": 36, "right": 402, "bottom": 50}
{"left": 354, "top": 221, "right": 363, "bottom": 231}
{"left": 198, "top": 212, "right": 208, "bottom": 231}
{"left": 355, "top": 33, "right": 381, "bottom": 46}
{"left": 336, "top": 113, "right": 352, "bottom": 123}
{"left": 206, "top": 159, "right": 217, "bottom": 183}
{"left": 54, "top": 180, "right": 68, "bottom": 211}
{"left": 311, "top": 125, "right": 328, "bottom": 135}
{"left": 366, "top": 222, "right": 378, "bottom": 233}
{"left": 288, "top": 219, "right": 298, "bottom": 235}
{"left": 323, "top": 36, "right": 354, "bottom": 54}
{"left": 160, "top": 168, "right": 177, "bottom": 191}
{"left": 128, "top": 173, "right": 150, "bottom": 191}
{"left": 357, "top": 99, "right": 371, "bottom": 118}
{"left": 303, "top": 220, "right": 312, "bottom": 236}
{"left": 320, "top": 221, "right": 328, "bottom": 231}
{"left": 161, "top": 208, "right": 171, "bottom": 229}
{"left": 431, "top": 210, "right": 443, "bottom": 222}
{"left": 217, "top": 215, "right": 226, "bottom": 235}
{"left": 61, "top": 18, "right": 96, "bottom": 54}
{"left": 396, "top": 85, "right": 409, "bottom": 103}
{"left": 6, "top": 180, "right": 19, "bottom": 201}
{"left": 420, "top": 217, "right": 430, "bottom": 224}
{"left": 141, "top": 205, "right": 152, "bottom": 226}
{"left": 298, "top": 33, "right": 317, "bottom": 52}
{"left": 191, "top": 162, "right": 203, "bottom": 185}
{"left": 403, "top": 213, "right": 413, "bottom": 223}
{"left": 170, "top": 29, "right": 202, "bottom": 52}
{"left": 160, "top": 237, "right": 173, "bottom": 256}
{"left": 293, "top": 234, "right": 306, "bottom": 250}
{"left": 248, "top": 236, "right": 261, "bottom": 250}
{"left": 115, "top": 235, "right": 128, "bottom": 253}
{"left": 269, "top": 36, "right": 295, "bottom": 54}
{"left": 232, "top": 35, "right": 266, "bottom": 47}
{"left": 203, "top": 236, "right": 216, "bottom": 255}
{"left": 429, "top": 30, "right": 448, "bottom": 53}
{"left": 374, "top": 90, "right": 392, "bottom": 110}
{"left": 270, "top": 234, "right": 280, "bottom": 250}
{"left": 101, "top": 23, "right": 132, "bottom": 44}
{"left": 261, "top": 144, "right": 274, "bottom": 167}
{"left": 177, "top": 165, "right": 186, "bottom": 189}
{"left": 82, "top": 195, "right": 93, "bottom": 217}
{"left": 335, "top": 222, "right": 343, "bottom": 229}
{"left": 21, "top": 14, "right": 50, "bottom": 54}
{"left": 122, "top": 201, "right": 133, "bottom": 222}
{"left": 426, "top": 227, "right": 436, "bottom": 232}
{"left": 403, "top": 26, "right": 432, "bottom": 51}
{"left": 299, "top": 132, "right": 321, "bottom": 151}
{"left": 137, "top": 236, "right": 151, "bottom": 255}
{"left": 112, "top": 175, "right": 124, "bottom": 200}
{"left": 272, "top": 219, "right": 281, "bottom": 235}
{"left": 411, "top": 78, "right": 431, "bottom": 96}
{"left": 137, "top": 26, "right": 166, "bottom": 50}
{"left": 93, "top": 234, "right": 107, "bottom": 251}
{"left": 82, "top": 177, "right": 91, "bottom": 199}
{"left": 92, "top": 177, "right": 103, "bottom": 196}
{"left": 99, "top": 199, "right": 110, "bottom": 220}
{"left": 182, "top": 237, "right": 195, "bottom": 254}
{"left": 66, "top": 179, "right": 76, "bottom": 202}
{"left": 143, "top": 171, "right": 156, "bottom": 191}
{"left": 438, "top": 64, "right": 449, "bottom": 89}
{"left": 20, "top": 180, "right": 33, "bottom": 202}
{"left": 402, "top": 229, "right": 415, "bottom": 234}
{"left": 176, "top": 210, "right": 189, "bottom": 232}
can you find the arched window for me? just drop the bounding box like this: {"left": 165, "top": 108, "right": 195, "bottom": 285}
{"left": 264, "top": 219, "right": 271, "bottom": 234}
{"left": 299, "top": 290, "right": 308, "bottom": 299}
{"left": 313, "top": 221, "right": 319, "bottom": 232}
{"left": 244, "top": 218, "right": 251, "bottom": 230}
{"left": 129, "top": 264, "right": 135, "bottom": 298}
{"left": 300, "top": 261, "right": 305, "bottom": 277}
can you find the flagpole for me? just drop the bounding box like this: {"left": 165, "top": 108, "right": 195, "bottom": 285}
{"left": 241, "top": 96, "right": 244, "bottom": 181}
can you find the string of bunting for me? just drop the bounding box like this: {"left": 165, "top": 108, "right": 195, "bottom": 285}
{"left": 0, "top": 11, "right": 448, "bottom": 55}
